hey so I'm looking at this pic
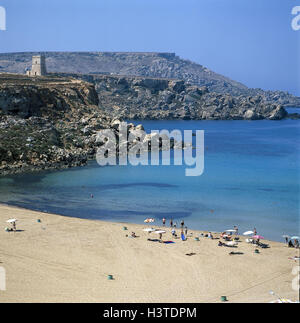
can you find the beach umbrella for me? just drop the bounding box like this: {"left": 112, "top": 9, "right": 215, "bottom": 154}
{"left": 143, "top": 228, "right": 156, "bottom": 232}
{"left": 154, "top": 230, "right": 166, "bottom": 234}
{"left": 252, "top": 235, "right": 264, "bottom": 240}
{"left": 243, "top": 231, "right": 254, "bottom": 236}
{"left": 291, "top": 236, "right": 300, "bottom": 240}
{"left": 6, "top": 219, "right": 17, "bottom": 223}
{"left": 226, "top": 229, "right": 236, "bottom": 233}
{"left": 144, "top": 218, "right": 155, "bottom": 223}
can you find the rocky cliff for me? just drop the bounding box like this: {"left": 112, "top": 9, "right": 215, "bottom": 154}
{"left": 0, "top": 72, "right": 293, "bottom": 175}
{"left": 57, "top": 73, "right": 287, "bottom": 121}
{"left": 0, "top": 74, "right": 150, "bottom": 175}
{"left": 1, "top": 52, "right": 299, "bottom": 107}
{"left": 0, "top": 73, "right": 189, "bottom": 176}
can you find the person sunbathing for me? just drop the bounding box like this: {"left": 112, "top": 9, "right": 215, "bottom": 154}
{"left": 126, "top": 232, "right": 137, "bottom": 238}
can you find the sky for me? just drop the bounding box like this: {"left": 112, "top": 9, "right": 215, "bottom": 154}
{"left": 0, "top": 0, "right": 299, "bottom": 96}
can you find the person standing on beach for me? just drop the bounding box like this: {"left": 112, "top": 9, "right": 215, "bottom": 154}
{"left": 254, "top": 228, "right": 257, "bottom": 235}
{"left": 171, "top": 228, "right": 176, "bottom": 238}
{"left": 13, "top": 221, "right": 16, "bottom": 232}
{"left": 170, "top": 219, "right": 173, "bottom": 227}
{"left": 181, "top": 220, "right": 184, "bottom": 228}
{"left": 162, "top": 218, "right": 166, "bottom": 226}
{"left": 174, "top": 221, "right": 177, "bottom": 228}
{"left": 234, "top": 225, "right": 238, "bottom": 235}
{"left": 185, "top": 226, "right": 188, "bottom": 236}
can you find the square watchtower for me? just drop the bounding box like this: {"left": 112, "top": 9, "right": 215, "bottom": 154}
{"left": 26, "top": 55, "right": 47, "bottom": 76}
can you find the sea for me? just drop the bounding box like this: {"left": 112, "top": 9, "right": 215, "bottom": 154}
{"left": 0, "top": 109, "right": 299, "bottom": 241}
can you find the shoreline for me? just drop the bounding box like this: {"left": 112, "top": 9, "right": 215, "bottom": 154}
{"left": 0, "top": 201, "right": 288, "bottom": 245}
{"left": 0, "top": 203, "right": 298, "bottom": 303}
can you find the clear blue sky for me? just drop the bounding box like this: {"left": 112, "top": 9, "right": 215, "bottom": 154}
{"left": 0, "top": 0, "right": 299, "bottom": 95}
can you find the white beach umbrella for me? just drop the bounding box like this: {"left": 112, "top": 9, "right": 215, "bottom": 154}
{"left": 290, "top": 236, "right": 300, "bottom": 240}
{"left": 243, "top": 231, "right": 254, "bottom": 236}
{"left": 6, "top": 219, "right": 17, "bottom": 223}
{"left": 154, "top": 230, "right": 166, "bottom": 234}
{"left": 143, "top": 228, "right": 156, "bottom": 232}
{"left": 226, "top": 229, "right": 236, "bottom": 233}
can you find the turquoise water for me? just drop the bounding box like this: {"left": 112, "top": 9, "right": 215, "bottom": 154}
{"left": 0, "top": 118, "right": 299, "bottom": 241}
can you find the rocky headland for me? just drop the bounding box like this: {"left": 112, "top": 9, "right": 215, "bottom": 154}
{"left": 0, "top": 71, "right": 296, "bottom": 176}
{"left": 56, "top": 73, "right": 288, "bottom": 121}
{"left": 0, "top": 74, "right": 163, "bottom": 176}
{"left": 1, "top": 52, "right": 299, "bottom": 107}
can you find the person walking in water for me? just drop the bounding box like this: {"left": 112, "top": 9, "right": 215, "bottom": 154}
{"left": 181, "top": 220, "right": 184, "bottom": 229}
{"left": 162, "top": 218, "right": 166, "bottom": 226}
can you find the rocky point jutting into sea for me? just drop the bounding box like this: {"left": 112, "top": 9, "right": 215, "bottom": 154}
{"left": 0, "top": 73, "right": 165, "bottom": 176}
{"left": 0, "top": 64, "right": 295, "bottom": 176}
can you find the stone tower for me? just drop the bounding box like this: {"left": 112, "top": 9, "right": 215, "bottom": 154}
{"left": 26, "top": 55, "right": 47, "bottom": 76}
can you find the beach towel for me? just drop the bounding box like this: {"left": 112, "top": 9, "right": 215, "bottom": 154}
{"left": 164, "top": 241, "right": 175, "bottom": 244}
{"left": 181, "top": 233, "right": 186, "bottom": 241}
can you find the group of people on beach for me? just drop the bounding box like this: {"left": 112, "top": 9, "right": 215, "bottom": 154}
{"left": 162, "top": 217, "right": 188, "bottom": 238}
{"left": 161, "top": 218, "right": 245, "bottom": 241}
{"left": 286, "top": 237, "right": 299, "bottom": 248}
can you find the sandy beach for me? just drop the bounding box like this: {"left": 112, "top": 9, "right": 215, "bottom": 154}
{"left": 0, "top": 203, "right": 298, "bottom": 303}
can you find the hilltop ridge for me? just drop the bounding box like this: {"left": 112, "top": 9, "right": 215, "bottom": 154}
{"left": 1, "top": 51, "right": 299, "bottom": 107}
